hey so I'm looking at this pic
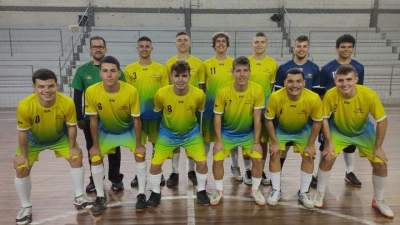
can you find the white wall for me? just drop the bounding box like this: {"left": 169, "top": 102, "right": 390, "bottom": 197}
{"left": 379, "top": 0, "right": 400, "bottom": 9}
{"left": 95, "top": 13, "right": 184, "bottom": 28}
{"left": 283, "top": 0, "right": 373, "bottom": 9}
{"left": 0, "top": 11, "right": 78, "bottom": 27}
{"left": 196, "top": 0, "right": 281, "bottom": 9}
{"left": 378, "top": 14, "right": 400, "bottom": 28}
{"left": 192, "top": 14, "right": 278, "bottom": 29}
{"left": 289, "top": 14, "right": 370, "bottom": 27}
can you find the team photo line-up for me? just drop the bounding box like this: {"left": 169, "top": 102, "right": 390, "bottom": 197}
{"left": 13, "top": 31, "right": 394, "bottom": 225}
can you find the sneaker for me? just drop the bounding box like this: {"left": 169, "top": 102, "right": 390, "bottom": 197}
{"left": 230, "top": 166, "right": 243, "bottom": 182}
{"left": 197, "top": 190, "right": 210, "bottom": 205}
{"left": 345, "top": 172, "right": 362, "bottom": 187}
{"left": 188, "top": 171, "right": 198, "bottom": 186}
{"left": 136, "top": 194, "right": 147, "bottom": 210}
{"left": 261, "top": 172, "right": 271, "bottom": 186}
{"left": 243, "top": 170, "right": 252, "bottom": 186}
{"left": 298, "top": 191, "right": 314, "bottom": 209}
{"left": 111, "top": 181, "right": 124, "bottom": 192}
{"left": 266, "top": 189, "right": 281, "bottom": 206}
{"left": 210, "top": 190, "right": 223, "bottom": 205}
{"left": 73, "top": 194, "right": 93, "bottom": 210}
{"left": 166, "top": 173, "right": 179, "bottom": 188}
{"left": 91, "top": 196, "right": 107, "bottom": 216}
{"left": 160, "top": 174, "right": 166, "bottom": 187}
{"left": 130, "top": 176, "right": 138, "bottom": 188}
{"left": 313, "top": 191, "right": 325, "bottom": 208}
{"left": 147, "top": 191, "right": 161, "bottom": 208}
{"left": 310, "top": 176, "right": 318, "bottom": 189}
{"left": 372, "top": 198, "right": 394, "bottom": 218}
{"left": 16, "top": 206, "right": 32, "bottom": 225}
{"left": 86, "top": 180, "right": 96, "bottom": 194}
{"left": 252, "top": 189, "right": 266, "bottom": 206}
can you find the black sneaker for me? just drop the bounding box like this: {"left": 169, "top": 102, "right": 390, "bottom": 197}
{"left": 16, "top": 206, "right": 32, "bottom": 225}
{"left": 310, "top": 176, "right": 318, "bottom": 189}
{"left": 91, "top": 196, "right": 107, "bottom": 216}
{"left": 136, "top": 194, "right": 147, "bottom": 210}
{"left": 188, "top": 171, "right": 198, "bottom": 186}
{"left": 196, "top": 190, "right": 210, "bottom": 205}
{"left": 147, "top": 191, "right": 161, "bottom": 208}
{"left": 111, "top": 181, "right": 124, "bottom": 192}
{"left": 160, "top": 174, "right": 166, "bottom": 187}
{"left": 86, "top": 180, "right": 96, "bottom": 194}
{"left": 166, "top": 173, "right": 179, "bottom": 188}
{"left": 243, "top": 169, "right": 252, "bottom": 185}
{"left": 130, "top": 176, "right": 138, "bottom": 188}
{"left": 345, "top": 172, "right": 362, "bottom": 187}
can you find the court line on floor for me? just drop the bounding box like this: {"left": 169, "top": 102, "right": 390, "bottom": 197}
{"left": 31, "top": 194, "right": 380, "bottom": 225}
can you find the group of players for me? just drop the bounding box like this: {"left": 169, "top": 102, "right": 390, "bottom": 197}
{"left": 13, "top": 31, "right": 394, "bottom": 225}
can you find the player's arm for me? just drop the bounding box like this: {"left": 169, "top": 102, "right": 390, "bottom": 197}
{"left": 304, "top": 121, "right": 321, "bottom": 157}
{"left": 89, "top": 115, "right": 100, "bottom": 150}
{"left": 213, "top": 113, "right": 223, "bottom": 151}
{"left": 15, "top": 130, "right": 29, "bottom": 170}
{"left": 265, "top": 119, "right": 279, "bottom": 155}
{"left": 73, "top": 89, "right": 86, "bottom": 129}
{"left": 252, "top": 109, "right": 262, "bottom": 152}
{"left": 374, "top": 118, "right": 388, "bottom": 162}
{"left": 321, "top": 118, "right": 334, "bottom": 160}
{"left": 67, "top": 124, "right": 78, "bottom": 150}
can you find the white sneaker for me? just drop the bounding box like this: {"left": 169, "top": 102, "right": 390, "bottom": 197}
{"left": 298, "top": 192, "right": 314, "bottom": 209}
{"left": 16, "top": 206, "right": 32, "bottom": 225}
{"left": 73, "top": 194, "right": 93, "bottom": 210}
{"left": 252, "top": 189, "right": 266, "bottom": 206}
{"left": 313, "top": 191, "right": 325, "bottom": 208}
{"left": 372, "top": 199, "right": 394, "bottom": 218}
{"left": 243, "top": 170, "right": 252, "bottom": 185}
{"left": 230, "top": 166, "right": 243, "bottom": 182}
{"left": 210, "top": 190, "right": 223, "bottom": 205}
{"left": 267, "top": 189, "right": 281, "bottom": 206}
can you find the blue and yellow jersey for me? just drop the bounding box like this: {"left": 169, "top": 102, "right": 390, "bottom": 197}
{"left": 165, "top": 55, "right": 205, "bottom": 87}
{"left": 247, "top": 55, "right": 278, "bottom": 100}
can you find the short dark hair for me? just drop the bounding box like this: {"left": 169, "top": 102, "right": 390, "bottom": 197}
{"left": 137, "top": 36, "right": 152, "bottom": 43}
{"left": 171, "top": 60, "right": 190, "bottom": 75}
{"left": 336, "top": 34, "right": 355, "bottom": 48}
{"left": 295, "top": 35, "right": 309, "bottom": 43}
{"left": 233, "top": 56, "right": 250, "bottom": 70}
{"left": 32, "top": 68, "right": 57, "bottom": 84}
{"left": 100, "top": 55, "right": 120, "bottom": 71}
{"left": 90, "top": 36, "right": 106, "bottom": 48}
{"left": 255, "top": 32, "right": 267, "bottom": 39}
{"left": 176, "top": 31, "right": 190, "bottom": 38}
{"left": 285, "top": 67, "right": 305, "bottom": 80}
{"left": 212, "top": 32, "right": 230, "bottom": 48}
{"left": 335, "top": 64, "right": 358, "bottom": 77}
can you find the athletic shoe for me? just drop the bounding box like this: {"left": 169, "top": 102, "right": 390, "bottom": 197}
{"left": 209, "top": 190, "right": 223, "bottom": 205}
{"left": 345, "top": 172, "right": 362, "bottom": 187}
{"left": 298, "top": 191, "right": 314, "bottom": 209}
{"left": 16, "top": 206, "right": 32, "bottom": 225}
{"left": 147, "top": 191, "right": 161, "bottom": 208}
{"left": 230, "top": 166, "right": 243, "bottom": 182}
{"left": 91, "top": 196, "right": 107, "bottom": 216}
{"left": 313, "top": 191, "right": 325, "bottom": 208}
{"left": 197, "top": 190, "right": 210, "bottom": 205}
{"left": 243, "top": 170, "right": 252, "bottom": 185}
{"left": 73, "top": 194, "right": 93, "bottom": 210}
{"left": 372, "top": 198, "right": 394, "bottom": 218}
{"left": 261, "top": 172, "right": 271, "bottom": 186}
{"left": 310, "top": 176, "right": 318, "bottom": 189}
{"left": 136, "top": 194, "right": 147, "bottom": 210}
{"left": 111, "top": 181, "right": 124, "bottom": 192}
{"left": 252, "top": 189, "right": 266, "bottom": 206}
{"left": 266, "top": 189, "right": 281, "bottom": 206}
{"left": 160, "top": 174, "right": 166, "bottom": 187}
{"left": 188, "top": 171, "right": 198, "bottom": 186}
{"left": 130, "top": 175, "right": 138, "bottom": 188}
{"left": 85, "top": 180, "right": 96, "bottom": 194}
{"left": 166, "top": 173, "right": 179, "bottom": 188}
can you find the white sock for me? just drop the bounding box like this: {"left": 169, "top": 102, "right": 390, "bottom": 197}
{"left": 244, "top": 158, "right": 251, "bottom": 171}
{"left": 196, "top": 172, "right": 207, "bottom": 192}
{"left": 270, "top": 172, "right": 281, "bottom": 191}
{"left": 91, "top": 164, "right": 105, "bottom": 197}
{"left": 15, "top": 176, "right": 32, "bottom": 208}
{"left": 205, "top": 143, "right": 211, "bottom": 156}
{"left": 300, "top": 170, "right": 312, "bottom": 193}
{"left": 372, "top": 175, "right": 385, "bottom": 201}
{"left": 136, "top": 162, "right": 147, "bottom": 194}
{"left": 317, "top": 169, "right": 331, "bottom": 193}
{"left": 231, "top": 148, "right": 239, "bottom": 168}
{"left": 215, "top": 179, "right": 224, "bottom": 192}
{"left": 344, "top": 152, "right": 354, "bottom": 173}
{"left": 172, "top": 152, "right": 180, "bottom": 174}
{"left": 150, "top": 173, "right": 162, "bottom": 193}
{"left": 252, "top": 177, "right": 262, "bottom": 192}
{"left": 188, "top": 159, "right": 195, "bottom": 172}
{"left": 70, "top": 167, "right": 84, "bottom": 197}
{"left": 313, "top": 151, "right": 321, "bottom": 175}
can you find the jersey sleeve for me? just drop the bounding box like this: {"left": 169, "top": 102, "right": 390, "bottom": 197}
{"left": 254, "top": 86, "right": 265, "bottom": 109}
{"left": 16, "top": 103, "right": 31, "bottom": 131}
{"left": 265, "top": 94, "right": 277, "bottom": 120}
{"left": 311, "top": 66, "right": 321, "bottom": 87}
{"left": 130, "top": 88, "right": 141, "bottom": 117}
{"left": 213, "top": 89, "right": 225, "bottom": 114}
{"left": 71, "top": 68, "right": 84, "bottom": 91}
{"left": 198, "top": 62, "right": 206, "bottom": 84}
{"left": 275, "top": 65, "right": 285, "bottom": 88}
{"left": 197, "top": 91, "right": 206, "bottom": 112}
{"left": 322, "top": 93, "right": 333, "bottom": 118}
{"left": 369, "top": 90, "right": 386, "bottom": 122}
{"left": 319, "top": 66, "right": 328, "bottom": 89}
{"left": 357, "top": 65, "right": 365, "bottom": 85}
{"left": 154, "top": 89, "right": 163, "bottom": 112}
{"left": 310, "top": 96, "right": 323, "bottom": 122}
{"left": 271, "top": 60, "right": 278, "bottom": 83}
{"left": 84, "top": 88, "right": 97, "bottom": 115}
{"left": 65, "top": 98, "right": 77, "bottom": 126}
{"left": 160, "top": 65, "right": 169, "bottom": 86}
{"left": 123, "top": 66, "right": 133, "bottom": 84}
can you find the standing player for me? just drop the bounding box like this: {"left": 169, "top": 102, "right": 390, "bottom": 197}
{"left": 313, "top": 65, "right": 394, "bottom": 218}
{"left": 210, "top": 56, "right": 266, "bottom": 206}
{"left": 165, "top": 31, "right": 206, "bottom": 187}
{"left": 123, "top": 36, "right": 168, "bottom": 188}
{"left": 203, "top": 32, "right": 236, "bottom": 179}
{"left": 72, "top": 36, "right": 125, "bottom": 193}
{"left": 85, "top": 56, "right": 146, "bottom": 214}
{"left": 146, "top": 61, "right": 209, "bottom": 207}
{"left": 318, "top": 34, "right": 365, "bottom": 187}
{"left": 245, "top": 32, "right": 278, "bottom": 185}
{"left": 14, "top": 69, "right": 91, "bottom": 225}
{"left": 265, "top": 68, "right": 322, "bottom": 208}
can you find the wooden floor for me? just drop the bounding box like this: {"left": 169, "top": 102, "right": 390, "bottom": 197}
{"left": 1, "top": 108, "right": 400, "bottom": 225}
